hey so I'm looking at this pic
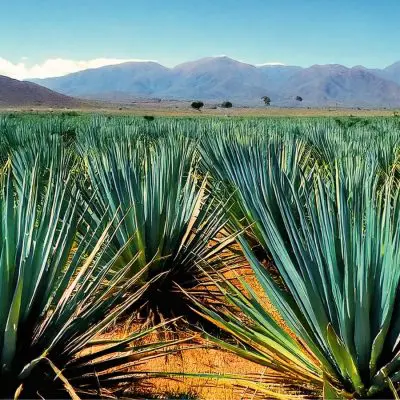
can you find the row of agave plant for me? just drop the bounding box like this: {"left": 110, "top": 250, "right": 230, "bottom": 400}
{"left": 0, "top": 148, "right": 189, "bottom": 398}
{"left": 1, "top": 114, "right": 400, "bottom": 399}
{"left": 0, "top": 119, "right": 238, "bottom": 398}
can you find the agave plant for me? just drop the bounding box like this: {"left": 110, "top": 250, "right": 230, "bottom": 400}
{"left": 0, "top": 156, "right": 185, "bottom": 399}
{"left": 195, "top": 144, "right": 400, "bottom": 398}
{"left": 200, "top": 132, "right": 313, "bottom": 265}
{"left": 186, "top": 268, "right": 323, "bottom": 398}
{"left": 78, "top": 133, "right": 235, "bottom": 325}
{"left": 1, "top": 117, "right": 82, "bottom": 197}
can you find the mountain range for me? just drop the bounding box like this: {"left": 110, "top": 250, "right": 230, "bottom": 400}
{"left": 21, "top": 57, "right": 400, "bottom": 107}
{"left": 0, "top": 75, "right": 80, "bottom": 108}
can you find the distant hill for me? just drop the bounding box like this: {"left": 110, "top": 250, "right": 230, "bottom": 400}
{"left": 376, "top": 61, "right": 400, "bottom": 86}
{"left": 165, "top": 57, "right": 268, "bottom": 101}
{"left": 0, "top": 75, "right": 80, "bottom": 108}
{"left": 34, "top": 62, "right": 171, "bottom": 99}
{"left": 276, "top": 65, "right": 400, "bottom": 107}
{"left": 29, "top": 57, "right": 400, "bottom": 107}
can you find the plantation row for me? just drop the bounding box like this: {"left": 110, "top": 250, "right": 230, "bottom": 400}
{"left": 1, "top": 114, "right": 400, "bottom": 399}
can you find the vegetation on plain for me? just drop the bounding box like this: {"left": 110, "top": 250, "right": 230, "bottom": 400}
{"left": 1, "top": 114, "right": 400, "bottom": 399}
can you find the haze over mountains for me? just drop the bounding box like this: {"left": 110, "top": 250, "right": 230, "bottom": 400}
{"left": 24, "top": 56, "right": 400, "bottom": 107}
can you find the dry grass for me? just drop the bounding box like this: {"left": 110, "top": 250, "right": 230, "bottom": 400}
{"left": 1, "top": 104, "right": 400, "bottom": 118}
{"left": 134, "top": 346, "right": 266, "bottom": 400}
{"left": 103, "top": 322, "right": 267, "bottom": 400}
{"left": 99, "top": 266, "right": 301, "bottom": 400}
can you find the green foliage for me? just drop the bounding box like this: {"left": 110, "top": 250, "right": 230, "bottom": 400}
{"left": 220, "top": 101, "right": 233, "bottom": 108}
{"left": 0, "top": 143, "right": 184, "bottom": 398}
{"left": 191, "top": 101, "right": 204, "bottom": 110}
{"left": 197, "top": 127, "right": 400, "bottom": 398}
{"left": 60, "top": 110, "right": 80, "bottom": 117}
{"left": 187, "top": 269, "right": 322, "bottom": 397}
{"left": 261, "top": 95, "right": 271, "bottom": 105}
{"left": 2, "top": 113, "right": 400, "bottom": 398}
{"left": 78, "top": 128, "right": 234, "bottom": 325}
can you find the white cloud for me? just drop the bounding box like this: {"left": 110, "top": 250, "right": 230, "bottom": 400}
{"left": 0, "top": 57, "right": 155, "bottom": 80}
{"left": 211, "top": 56, "right": 286, "bottom": 67}
{"left": 256, "top": 62, "right": 286, "bottom": 66}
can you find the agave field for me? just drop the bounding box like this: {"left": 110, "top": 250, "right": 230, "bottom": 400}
{"left": 1, "top": 113, "right": 400, "bottom": 399}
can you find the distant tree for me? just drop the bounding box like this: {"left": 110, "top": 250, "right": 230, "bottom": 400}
{"left": 191, "top": 101, "right": 204, "bottom": 111}
{"left": 261, "top": 96, "right": 271, "bottom": 106}
{"left": 296, "top": 96, "right": 303, "bottom": 102}
{"left": 221, "top": 101, "right": 233, "bottom": 108}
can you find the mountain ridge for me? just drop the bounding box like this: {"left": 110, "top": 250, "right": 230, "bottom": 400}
{"left": 0, "top": 75, "right": 81, "bottom": 108}
{"left": 28, "top": 56, "right": 400, "bottom": 107}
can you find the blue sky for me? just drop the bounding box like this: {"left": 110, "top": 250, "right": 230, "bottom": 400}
{"left": 1, "top": 0, "right": 399, "bottom": 78}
